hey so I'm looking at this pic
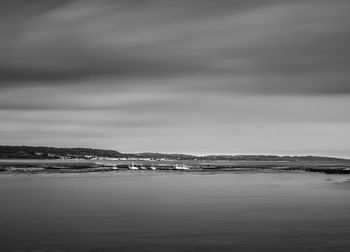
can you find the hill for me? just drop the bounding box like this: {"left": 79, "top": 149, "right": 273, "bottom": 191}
{"left": 0, "top": 145, "right": 122, "bottom": 159}
{"left": 0, "top": 145, "right": 347, "bottom": 162}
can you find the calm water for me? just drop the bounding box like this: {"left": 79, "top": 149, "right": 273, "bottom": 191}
{"left": 0, "top": 171, "right": 350, "bottom": 251}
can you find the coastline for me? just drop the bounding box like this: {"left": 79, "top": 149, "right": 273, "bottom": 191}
{"left": 1, "top": 159, "right": 350, "bottom": 175}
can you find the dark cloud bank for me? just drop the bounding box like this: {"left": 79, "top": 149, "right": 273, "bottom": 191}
{"left": 0, "top": 0, "right": 349, "bottom": 94}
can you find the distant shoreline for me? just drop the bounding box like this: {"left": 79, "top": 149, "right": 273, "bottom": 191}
{"left": 1, "top": 145, "right": 348, "bottom": 162}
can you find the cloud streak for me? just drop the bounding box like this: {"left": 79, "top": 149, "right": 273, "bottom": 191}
{"left": 1, "top": 0, "right": 349, "bottom": 95}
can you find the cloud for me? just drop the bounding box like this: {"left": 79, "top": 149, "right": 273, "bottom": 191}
{"left": 0, "top": 0, "right": 349, "bottom": 95}
{"left": 1, "top": 0, "right": 350, "bottom": 157}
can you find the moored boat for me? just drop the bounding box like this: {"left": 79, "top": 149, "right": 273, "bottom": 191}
{"left": 128, "top": 162, "right": 138, "bottom": 170}
{"left": 175, "top": 164, "right": 190, "bottom": 170}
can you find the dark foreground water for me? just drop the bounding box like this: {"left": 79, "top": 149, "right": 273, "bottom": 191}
{"left": 0, "top": 172, "right": 350, "bottom": 252}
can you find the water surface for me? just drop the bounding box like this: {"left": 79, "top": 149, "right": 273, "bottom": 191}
{"left": 0, "top": 172, "right": 349, "bottom": 251}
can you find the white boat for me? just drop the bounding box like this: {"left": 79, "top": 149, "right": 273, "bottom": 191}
{"left": 150, "top": 165, "right": 157, "bottom": 170}
{"left": 140, "top": 163, "right": 147, "bottom": 170}
{"left": 128, "top": 162, "right": 138, "bottom": 170}
{"left": 175, "top": 164, "right": 190, "bottom": 170}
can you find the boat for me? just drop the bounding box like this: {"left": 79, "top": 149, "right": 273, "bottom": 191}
{"left": 175, "top": 164, "right": 190, "bottom": 170}
{"left": 128, "top": 162, "right": 138, "bottom": 170}
{"left": 140, "top": 163, "right": 147, "bottom": 170}
{"left": 149, "top": 165, "right": 157, "bottom": 170}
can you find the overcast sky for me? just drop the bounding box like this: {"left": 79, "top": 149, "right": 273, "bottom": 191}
{"left": 1, "top": 0, "right": 350, "bottom": 157}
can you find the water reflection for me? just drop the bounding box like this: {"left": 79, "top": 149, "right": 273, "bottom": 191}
{"left": 0, "top": 172, "right": 349, "bottom": 251}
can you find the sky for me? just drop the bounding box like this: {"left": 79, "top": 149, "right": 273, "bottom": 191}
{"left": 1, "top": 0, "right": 350, "bottom": 157}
